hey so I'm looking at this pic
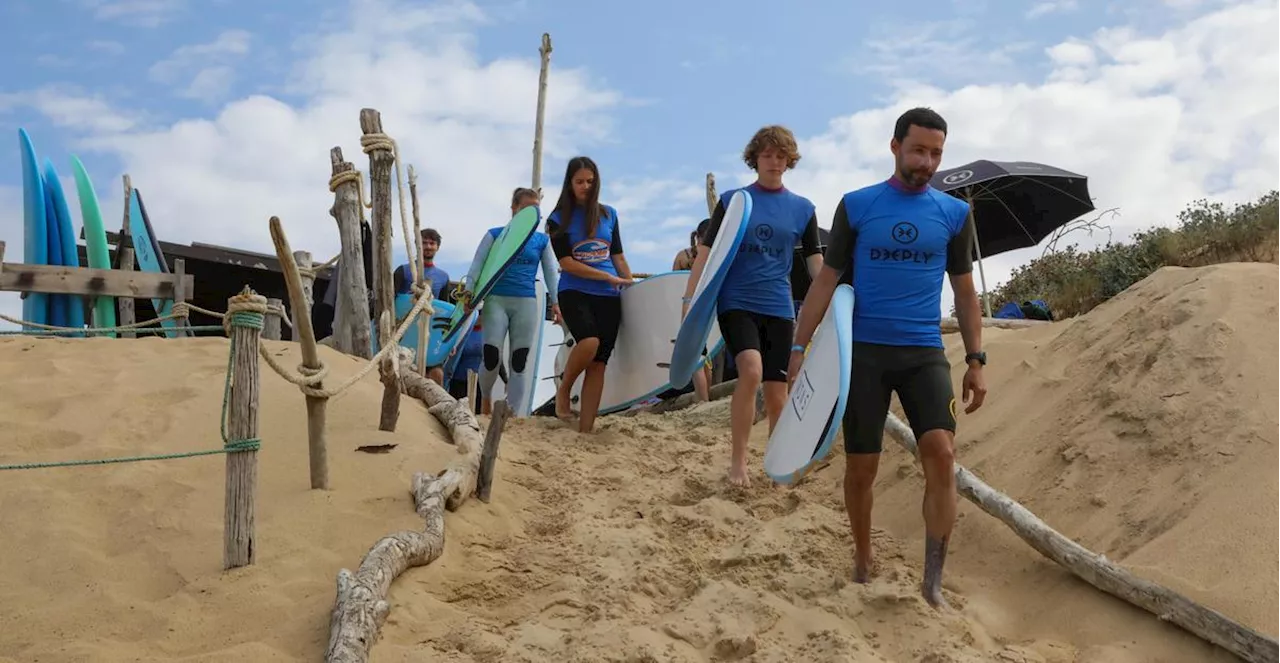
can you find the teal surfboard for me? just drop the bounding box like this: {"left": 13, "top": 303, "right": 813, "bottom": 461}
{"left": 43, "top": 183, "right": 69, "bottom": 327}
{"left": 44, "top": 159, "right": 86, "bottom": 335}
{"left": 19, "top": 129, "right": 49, "bottom": 328}
{"left": 70, "top": 156, "right": 117, "bottom": 334}
{"left": 440, "top": 205, "right": 540, "bottom": 344}
{"left": 128, "top": 189, "right": 180, "bottom": 338}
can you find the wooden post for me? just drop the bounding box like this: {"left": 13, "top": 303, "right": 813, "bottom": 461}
{"left": 360, "top": 108, "right": 401, "bottom": 432}
{"left": 293, "top": 250, "right": 315, "bottom": 312}
{"left": 407, "top": 165, "right": 427, "bottom": 377}
{"left": 263, "top": 298, "right": 283, "bottom": 341}
{"left": 705, "top": 172, "right": 717, "bottom": 216}
{"left": 880, "top": 413, "right": 1279, "bottom": 663}
{"left": 118, "top": 248, "right": 137, "bottom": 338}
{"left": 224, "top": 287, "right": 263, "bottom": 570}
{"left": 466, "top": 369, "right": 478, "bottom": 409}
{"left": 531, "top": 33, "right": 553, "bottom": 196}
{"left": 270, "top": 217, "right": 330, "bottom": 491}
{"left": 476, "top": 401, "right": 510, "bottom": 503}
{"left": 172, "top": 258, "right": 190, "bottom": 337}
{"left": 328, "top": 147, "right": 372, "bottom": 359}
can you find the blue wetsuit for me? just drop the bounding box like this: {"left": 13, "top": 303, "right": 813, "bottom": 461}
{"left": 823, "top": 176, "right": 977, "bottom": 454}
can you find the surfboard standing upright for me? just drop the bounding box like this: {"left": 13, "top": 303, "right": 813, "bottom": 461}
{"left": 44, "top": 159, "right": 87, "bottom": 335}
{"left": 71, "top": 156, "right": 117, "bottom": 334}
{"left": 19, "top": 129, "right": 49, "bottom": 328}
{"left": 127, "top": 189, "right": 181, "bottom": 338}
{"left": 668, "top": 189, "right": 751, "bottom": 388}
{"left": 763, "top": 284, "right": 855, "bottom": 485}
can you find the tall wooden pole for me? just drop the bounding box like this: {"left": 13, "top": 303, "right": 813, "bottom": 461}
{"left": 360, "top": 108, "right": 402, "bottom": 432}
{"left": 224, "top": 288, "right": 263, "bottom": 569}
{"left": 328, "top": 147, "right": 372, "bottom": 358}
{"left": 531, "top": 33, "right": 553, "bottom": 195}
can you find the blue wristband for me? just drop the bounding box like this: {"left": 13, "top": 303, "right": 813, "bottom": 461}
{"left": 791, "top": 344, "right": 805, "bottom": 353}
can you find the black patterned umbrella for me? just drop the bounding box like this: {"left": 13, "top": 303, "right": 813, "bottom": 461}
{"left": 931, "top": 159, "right": 1094, "bottom": 257}
{"left": 930, "top": 159, "right": 1094, "bottom": 315}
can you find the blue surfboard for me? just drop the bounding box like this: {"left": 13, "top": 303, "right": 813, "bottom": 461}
{"left": 669, "top": 189, "right": 751, "bottom": 387}
{"left": 127, "top": 189, "right": 181, "bottom": 338}
{"left": 19, "top": 130, "right": 49, "bottom": 328}
{"left": 43, "top": 183, "right": 71, "bottom": 328}
{"left": 388, "top": 294, "right": 479, "bottom": 368}
{"left": 43, "top": 160, "right": 86, "bottom": 335}
{"left": 763, "top": 284, "right": 855, "bottom": 485}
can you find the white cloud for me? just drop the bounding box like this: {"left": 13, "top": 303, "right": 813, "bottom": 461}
{"left": 83, "top": 0, "right": 187, "bottom": 27}
{"left": 1027, "top": 0, "right": 1080, "bottom": 18}
{"left": 88, "top": 40, "right": 126, "bottom": 55}
{"left": 778, "top": 0, "right": 1278, "bottom": 316}
{"left": 149, "top": 30, "right": 252, "bottom": 103}
{"left": 851, "top": 18, "right": 1038, "bottom": 88}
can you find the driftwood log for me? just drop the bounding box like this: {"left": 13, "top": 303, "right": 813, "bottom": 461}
{"left": 324, "top": 364, "right": 487, "bottom": 663}
{"left": 328, "top": 146, "right": 372, "bottom": 359}
{"left": 882, "top": 412, "right": 1279, "bottom": 663}
{"left": 360, "top": 108, "right": 402, "bottom": 432}
{"left": 270, "top": 217, "right": 330, "bottom": 490}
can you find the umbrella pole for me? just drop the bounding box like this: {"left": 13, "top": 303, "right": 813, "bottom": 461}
{"left": 965, "top": 197, "right": 994, "bottom": 317}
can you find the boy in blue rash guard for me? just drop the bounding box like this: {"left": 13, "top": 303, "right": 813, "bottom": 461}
{"left": 546, "top": 156, "right": 635, "bottom": 434}
{"left": 681, "top": 125, "right": 824, "bottom": 487}
{"left": 463, "top": 187, "right": 562, "bottom": 416}
{"left": 789, "top": 107, "right": 988, "bottom": 610}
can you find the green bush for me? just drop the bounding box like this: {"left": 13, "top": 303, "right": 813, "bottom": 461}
{"left": 986, "top": 190, "right": 1278, "bottom": 319}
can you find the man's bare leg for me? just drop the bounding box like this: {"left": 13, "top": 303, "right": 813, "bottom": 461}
{"left": 917, "top": 429, "right": 957, "bottom": 608}
{"left": 728, "top": 350, "right": 762, "bottom": 486}
{"left": 844, "top": 453, "right": 880, "bottom": 583}
{"left": 427, "top": 366, "right": 444, "bottom": 386}
{"left": 693, "top": 363, "right": 710, "bottom": 402}
{"left": 762, "top": 381, "right": 787, "bottom": 435}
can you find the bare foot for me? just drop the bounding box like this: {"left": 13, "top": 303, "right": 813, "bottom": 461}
{"left": 853, "top": 561, "right": 871, "bottom": 584}
{"left": 554, "top": 389, "right": 575, "bottom": 422}
{"left": 727, "top": 463, "right": 751, "bottom": 487}
{"left": 921, "top": 534, "right": 951, "bottom": 610}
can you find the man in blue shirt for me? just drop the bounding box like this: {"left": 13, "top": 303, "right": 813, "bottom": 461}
{"left": 789, "top": 107, "right": 988, "bottom": 610}
{"left": 393, "top": 228, "right": 451, "bottom": 383}
{"left": 682, "top": 125, "right": 824, "bottom": 487}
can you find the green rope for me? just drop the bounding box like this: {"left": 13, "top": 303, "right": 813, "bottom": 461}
{"left": 0, "top": 309, "right": 266, "bottom": 471}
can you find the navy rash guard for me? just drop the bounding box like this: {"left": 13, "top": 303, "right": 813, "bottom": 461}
{"left": 703, "top": 182, "right": 822, "bottom": 320}
{"left": 824, "top": 178, "right": 976, "bottom": 348}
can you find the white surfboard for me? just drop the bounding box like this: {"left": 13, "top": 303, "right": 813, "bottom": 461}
{"left": 763, "top": 284, "right": 855, "bottom": 485}
{"left": 554, "top": 273, "right": 724, "bottom": 415}
{"left": 669, "top": 189, "right": 750, "bottom": 387}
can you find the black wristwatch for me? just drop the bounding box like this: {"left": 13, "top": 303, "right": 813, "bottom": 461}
{"left": 964, "top": 351, "right": 987, "bottom": 367}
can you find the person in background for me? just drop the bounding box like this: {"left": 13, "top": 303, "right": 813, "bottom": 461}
{"left": 672, "top": 219, "right": 709, "bottom": 271}
{"left": 463, "top": 186, "right": 562, "bottom": 416}
{"left": 393, "top": 228, "right": 452, "bottom": 385}
{"left": 447, "top": 317, "right": 485, "bottom": 415}
{"left": 673, "top": 218, "right": 713, "bottom": 402}
{"left": 681, "top": 124, "right": 824, "bottom": 487}
{"left": 547, "top": 156, "right": 634, "bottom": 433}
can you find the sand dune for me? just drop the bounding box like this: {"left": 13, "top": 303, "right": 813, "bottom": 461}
{"left": 0, "top": 262, "right": 1274, "bottom": 662}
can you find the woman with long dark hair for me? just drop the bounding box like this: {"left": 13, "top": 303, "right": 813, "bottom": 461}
{"left": 546, "top": 156, "right": 634, "bottom": 433}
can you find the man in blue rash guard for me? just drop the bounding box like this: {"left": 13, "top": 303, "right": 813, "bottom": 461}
{"left": 789, "top": 107, "right": 988, "bottom": 610}
{"left": 682, "top": 124, "right": 824, "bottom": 487}
{"left": 393, "top": 227, "right": 451, "bottom": 384}
{"left": 463, "top": 187, "right": 562, "bottom": 416}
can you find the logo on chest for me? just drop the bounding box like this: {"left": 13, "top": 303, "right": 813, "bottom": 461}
{"left": 738, "top": 222, "right": 786, "bottom": 258}
{"left": 869, "top": 220, "right": 939, "bottom": 265}
{"left": 572, "top": 238, "right": 610, "bottom": 264}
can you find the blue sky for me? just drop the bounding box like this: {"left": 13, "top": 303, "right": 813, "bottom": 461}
{"left": 1, "top": 0, "right": 1276, "bottom": 402}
